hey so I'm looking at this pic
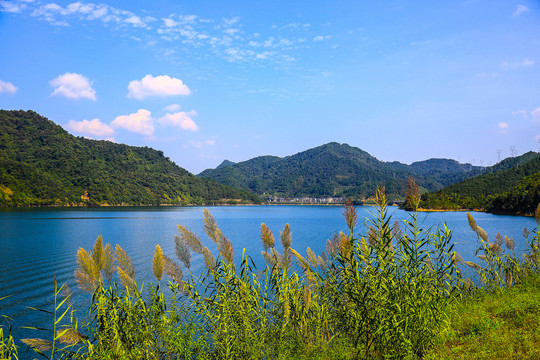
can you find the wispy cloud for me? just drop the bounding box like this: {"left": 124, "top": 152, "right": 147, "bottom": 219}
{"left": 3, "top": 1, "right": 324, "bottom": 67}
{"left": 127, "top": 74, "right": 191, "bottom": 100}
{"left": 50, "top": 73, "right": 96, "bottom": 100}
{"left": 163, "top": 104, "right": 181, "bottom": 112}
{"left": 512, "top": 110, "right": 528, "bottom": 119}
{"left": 532, "top": 107, "right": 540, "bottom": 123}
{"left": 313, "top": 35, "right": 331, "bottom": 42}
{"left": 66, "top": 118, "right": 114, "bottom": 137}
{"left": 0, "top": 79, "right": 17, "bottom": 94}
{"left": 111, "top": 109, "right": 154, "bottom": 135}
{"left": 497, "top": 122, "right": 509, "bottom": 134}
{"left": 501, "top": 58, "right": 534, "bottom": 69}
{"left": 0, "top": 0, "right": 27, "bottom": 13}
{"left": 513, "top": 4, "right": 529, "bottom": 17}
{"left": 30, "top": 1, "right": 152, "bottom": 28}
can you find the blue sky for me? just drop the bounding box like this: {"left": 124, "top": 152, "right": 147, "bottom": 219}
{"left": 1, "top": 0, "right": 539, "bottom": 174}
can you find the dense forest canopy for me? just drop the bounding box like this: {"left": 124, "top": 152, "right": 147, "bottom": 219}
{"left": 0, "top": 110, "right": 261, "bottom": 206}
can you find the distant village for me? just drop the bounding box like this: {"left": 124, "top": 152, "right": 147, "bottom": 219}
{"left": 264, "top": 196, "right": 346, "bottom": 204}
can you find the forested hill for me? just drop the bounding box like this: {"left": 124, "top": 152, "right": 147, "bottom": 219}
{"left": 419, "top": 151, "right": 540, "bottom": 214}
{"left": 198, "top": 142, "right": 483, "bottom": 200}
{"left": 0, "top": 110, "right": 261, "bottom": 206}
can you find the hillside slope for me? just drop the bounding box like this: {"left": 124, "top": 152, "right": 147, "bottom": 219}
{"left": 0, "top": 110, "right": 261, "bottom": 206}
{"left": 420, "top": 152, "right": 540, "bottom": 212}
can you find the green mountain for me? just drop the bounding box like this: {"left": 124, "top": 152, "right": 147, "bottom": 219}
{"left": 0, "top": 110, "right": 261, "bottom": 206}
{"left": 198, "top": 142, "right": 482, "bottom": 200}
{"left": 420, "top": 151, "right": 540, "bottom": 213}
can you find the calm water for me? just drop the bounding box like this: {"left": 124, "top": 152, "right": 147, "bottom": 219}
{"left": 0, "top": 205, "right": 537, "bottom": 350}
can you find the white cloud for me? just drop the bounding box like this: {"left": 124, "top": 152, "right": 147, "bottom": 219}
{"left": 313, "top": 35, "right": 331, "bottom": 42}
{"left": 111, "top": 109, "right": 154, "bottom": 135}
{"left": 127, "top": 74, "right": 191, "bottom": 99}
{"left": 66, "top": 118, "right": 114, "bottom": 137}
{"left": 159, "top": 111, "right": 198, "bottom": 131}
{"left": 163, "top": 104, "right": 181, "bottom": 112}
{"left": 497, "top": 122, "right": 509, "bottom": 134}
{"left": 50, "top": 73, "right": 96, "bottom": 100}
{"left": 532, "top": 108, "right": 540, "bottom": 123}
{"left": 501, "top": 58, "right": 534, "bottom": 69}
{"left": 0, "top": 79, "right": 17, "bottom": 94}
{"left": 512, "top": 110, "right": 528, "bottom": 119}
{"left": 513, "top": 5, "right": 528, "bottom": 17}
{"left": 204, "top": 139, "right": 216, "bottom": 145}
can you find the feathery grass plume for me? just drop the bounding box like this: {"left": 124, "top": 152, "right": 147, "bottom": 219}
{"left": 174, "top": 235, "right": 192, "bottom": 268}
{"left": 153, "top": 245, "right": 165, "bottom": 281}
{"left": 392, "top": 220, "right": 402, "bottom": 241}
{"left": 177, "top": 225, "right": 204, "bottom": 254}
{"left": 61, "top": 283, "right": 73, "bottom": 304}
{"left": 21, "top": 338, "right": 53, "bottom": 352}
{"left": 523, "top": 227, "right": 530, "bottom": 240}
{"left": 203, "top": 208, "right": 222, "bottom": 244}
{"left": 260, "top": 223, "right": 275, "bottom": 251}
{"left": 202, "top": 246, "right": 216, "bottom": 270}
{"left": 476, "top": 226, "right": 489, "bottom": 242}
{"left": 467, "top": 212, "right": 477, "bottom": 232}
{"left": 74, "top": 247, "right": 100, "bottom": 293}
{"left": 451, "top": 251, "right": 464, "bottom": 265}
{"left": 306, "top": 247, "right": 318, "bottom": 268}
{"left": 489, "top": 242, "right": 502, "bottom": 254}
{"left": 103, "top": 243, "right": 115, "bottom": 283}
{"left": 163, "top": 255, "right": 183, "bottom": 283}
{"left": 405, "top": 176, "right": 421, "bottom": 211}
{"left": 339, "top": 232, "right": 351, "bottom": 258}
{"left": 477, "top": 254, "right": 487, "bottom": 261}
{"left": 375, "top": 185, "right": 387, "bottom": 209}
{"left": 56, "top": 328, "right": 86, "bottom": 345}
{"left": 290, "top": 248, "right": 311, "bottom": 271}
{"left": 505, "top": 270, "right": 513, "bottom": 287}
{"left": 464, "top": 261, "right": 482, "bottom": 270}
{"left": 303, "top": 286, "right": 312, "bottom": 312}
{"left": 92, "top": 235, "right": 105, "bottom": 271}
{"left": 283, "top": 298, "right": 290, "bottom": 321}
{"left": 495, "top": 232, "right": 504, "bottom": 247}
{"left": 261, "top": 251, "right": 277, "bottom": 267}
{"left": 270, "top": 247, "right": 284, "bottom": 269}
{"left": 115, "top": 245, "right": 135, "bottom": 279}
{"left": 320, "top": 251, "right": 328, "bottom": 266}
{"left": 536, "top": 203, "right": 540, "bottom": 225}
{"left": 505, "top": 236, "right": 516, "bottom": 250}
{"left": 367, "top": 225, "right": 378, "bottom": 247}
{"left": 218, "top": 235, "right": 234, "bottom": 265}
{"left": 280, "top": 223, "right": 292, "bottom": 249}
{"left": 117, "top": 266, "right": 136, "bottom": 292}
{"left": 343, "top": 198, "right": 358, "bottom": 235}
{"left": 326, "top": 233, "right": 340, "bottom": 255}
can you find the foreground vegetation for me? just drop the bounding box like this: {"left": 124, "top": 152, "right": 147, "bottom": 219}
{"left": 1, "top": 183, "right": 539, "bottom": 359}
{"left": 0, "top": 110, "right": 261, "bottom": 206}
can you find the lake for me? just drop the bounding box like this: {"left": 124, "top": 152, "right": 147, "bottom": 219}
{"left": 0, "top": 205, "right": 537, "bottom": 351}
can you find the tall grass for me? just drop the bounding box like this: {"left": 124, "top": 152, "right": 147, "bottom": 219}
{"left": 11, "top": 183, "right": 540, "bottom": 359}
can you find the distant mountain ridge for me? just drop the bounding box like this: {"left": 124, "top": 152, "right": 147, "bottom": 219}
{"left": 0, "top": 110, "right": 261, "bottom": 206}
{"left": 198, "top": 142, "right": 483, "bottom": 200}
